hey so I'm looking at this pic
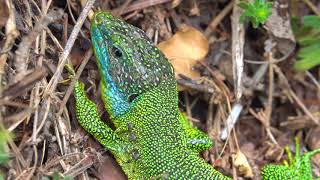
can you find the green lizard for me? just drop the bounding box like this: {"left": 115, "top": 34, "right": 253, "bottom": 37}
{"left": 72, "top": 11, "right": 320, "bottom": 179}
{"left": 73, "top": 11, "right": 231, "bottom": 179}
{"left": 261, "top": 138, "right": 320, "bottom": 180}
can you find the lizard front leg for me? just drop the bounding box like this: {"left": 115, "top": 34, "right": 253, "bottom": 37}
{"left": 74, "top": 80, "right": 126, "bottom": 155}
{"left": 179, "top": 113, "right": 214, "bottom": 152}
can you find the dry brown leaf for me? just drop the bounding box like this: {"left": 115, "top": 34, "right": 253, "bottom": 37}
{"left": 233, "top": 150, "right": 253, "bottom": 178}
{"left": 265, "top": 1, "right": 295, "bottom": 56}
{"left": 0, "top": 0, "right": 9, "bottom": 28}
{"left": 171, "top": 0, "right": 182, "bottom": 8}
{"left": 265, "top": 1, "right": 295, "bottom": 41}
{"left": 157, "top": 25, "right": 209, "bottom": 80}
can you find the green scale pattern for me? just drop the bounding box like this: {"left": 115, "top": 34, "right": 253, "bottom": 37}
{"left": 74, "top": 11, "right": 230, "bottom": 179}
{"left": 73, "top": 11, "right": 320, "bottom": 179}
{"left": 261, "top": 138, "right": 320, "bottom": 180}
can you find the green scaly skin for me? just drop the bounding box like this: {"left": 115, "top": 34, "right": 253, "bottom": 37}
{"left": 73, "top": 11, "right": 320, "bottom": 179}
{"left": 261, "top": 138, "right": 320, "bottom": 180}
{"left": 74, "top": 11, "right": 231, "bottom": 179}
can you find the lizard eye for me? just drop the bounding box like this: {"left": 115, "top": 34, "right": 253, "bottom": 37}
{"left": 128, "top": 93, "right": 139, "bottom": 103}
{"left": 111, "top": 46, "right": 123, "bottom": 58}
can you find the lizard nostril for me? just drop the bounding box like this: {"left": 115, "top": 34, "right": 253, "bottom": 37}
{"left": 94, "top": 14, "right": 104, "bottom": 25}
{"left": 94, "top": 12, "right": 114, "bottom": 25}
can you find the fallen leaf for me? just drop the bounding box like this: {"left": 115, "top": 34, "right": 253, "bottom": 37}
{"left": 171, "top": 0, "right": 182, "bottom": 8}
{"left": 264, "top": 1, "right": 296, "bottom": 57}
{"left": 265, "top": 1, "right": 295, "bottom": 41}
{"left": 0, "top": 0, "right": 9, "bottom": 28}
{"left": 307, "top": 126, "right": 320, "bottom": 161}
{"left": 233, "top": 150, "right": 253, "bottom": 178}
{"left": 157, "top": 25, "right": 209, "bottom": 80}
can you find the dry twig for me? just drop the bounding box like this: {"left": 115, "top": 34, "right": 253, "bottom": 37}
{"left": 44, "top": 0, "right": 95, "bottom": 97}
{"left": 14, "top": 8, "right": 64, "bottom": 82}
{"left": 231, "top": 1, "right": 244, "bottom": 101}
{"left": 273, "top": 65, "right": 319, "bottom": 125}
{"left": 204, "top": 0, "right": 234, "bottom": 37}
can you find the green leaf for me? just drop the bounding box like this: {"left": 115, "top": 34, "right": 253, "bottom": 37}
{"left": 51, "top": 172, "right": 72, "bottom": 180}
{"left": 295, "top": 43, "right": 320, "bottom": 71}
{"left": 0, "top": 153, "right": 9, "bottom": 164}
{"left": 238, "top": 2, "right": 249, "bottom": 9}
{"left": 299, "top": 43, "right": 320, "bottom": 57}
{"left": 292, "top": 15, "right": 320, "bottom": 71}
{"left": 294, "top": 55, "right": 320, "bottom": 71}
{"left": 298, "top": 34, "right": 320, "bottom": 46}
{"left": 303, "top": 15, "right": 320, "bottom": 29}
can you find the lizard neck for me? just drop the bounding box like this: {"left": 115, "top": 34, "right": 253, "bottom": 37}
{"left": 100, "top": 79, "right": 130, "bottom": 119}
{"left": 112, "top": 78, "right": 179, "bottom": 127}
{"left": 136, "top": 78, "right": 179, "bottom": 112}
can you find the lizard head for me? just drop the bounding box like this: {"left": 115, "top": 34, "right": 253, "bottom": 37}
{"left": 90, "top": 11, "right": 175, "bottom": 117}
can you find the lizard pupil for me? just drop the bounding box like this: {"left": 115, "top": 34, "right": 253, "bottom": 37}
{"left": 112, "top": 46, "right": 122, "bottom": 58}
{"left": 128, "top": 93, "right": 139, "bottom": 103}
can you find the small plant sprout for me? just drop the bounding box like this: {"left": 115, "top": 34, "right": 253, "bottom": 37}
{"left": 238, "top": 0, "right": 273, "bottom": 28}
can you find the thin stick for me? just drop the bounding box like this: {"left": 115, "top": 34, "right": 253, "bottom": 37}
{"left": 306, "top": 71, "right": 320, "bottom": 92}
{"left": 204, "top": 0, "right": 234, "bottom": 37}
{"left": 57, "top": 48, "right": 93, "bottom": 117}
{"left": 0, "top": 0, "right": 19, "bottom": 87}
{"left": 273, "top": 65, "right": 319, "bottom": 124}
{"left": 302, "top": 0, "right": 320, "bottom": 16}
{"left": 231, "top": 1, "right": 244, "bottom": 101}
{"left": 118, "top": 0, "right": 171, "bottom": 15}
{"left": 43, "top": 0, "right": 95, "bottom": 97}
{"left": 14, "top": 8, "right": 63, "bottom": 82}
{"left": 265, "top": 52, "right": 277, "bottom": 144}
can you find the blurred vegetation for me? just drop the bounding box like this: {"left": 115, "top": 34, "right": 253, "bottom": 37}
{"left": 0, "top": 126, "right": 11, "bottom": 179}
{"left": 292, "top": 15, "right": 320, "bottom": 71}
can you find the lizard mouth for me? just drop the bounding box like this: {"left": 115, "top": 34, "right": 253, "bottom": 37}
{"left": 90, "top": 19, "right": 110, "bottom": 80}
